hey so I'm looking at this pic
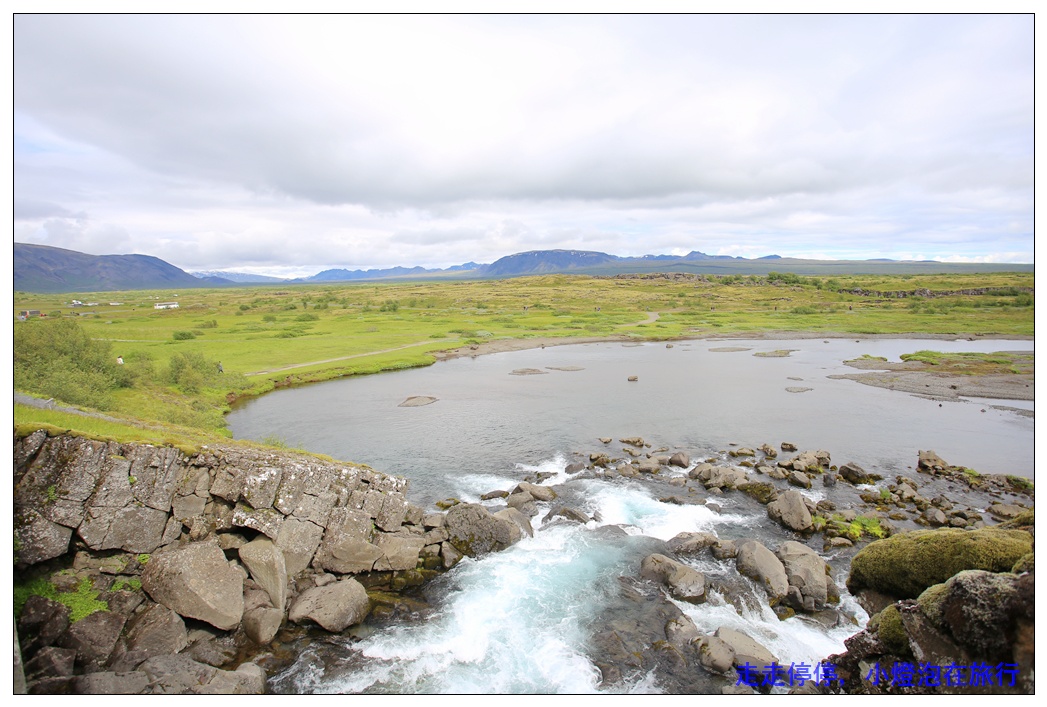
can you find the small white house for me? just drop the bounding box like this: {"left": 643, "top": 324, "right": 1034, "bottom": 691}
{"left": 154, "top": 302, "right": 180, "bottom": 310}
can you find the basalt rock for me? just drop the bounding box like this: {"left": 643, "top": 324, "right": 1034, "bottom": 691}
{"left": 444, "top": 502, "right": 525, "bottom": 557}
{"left": 13, "top": 432, "right": 460, "bottom": 695}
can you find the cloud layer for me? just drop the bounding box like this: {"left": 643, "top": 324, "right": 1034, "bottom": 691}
{"left": 13, "top": 14, "right": 1033, "bottom": 274}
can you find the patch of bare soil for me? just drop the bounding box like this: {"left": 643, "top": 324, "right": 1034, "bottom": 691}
{"left": 830, "top": 351, "right": 1034, "bottom": 413}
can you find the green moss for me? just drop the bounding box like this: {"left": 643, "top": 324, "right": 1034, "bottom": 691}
{"left": 14, "top": 575, "right": 109, "bottom": 623}
{"left": 875, "top": 605, "right": 912, "bottom": 657}
{"left": 847, "top": 527, "right": 1033, "bottom": 599}
{"left": 111, "top": 577, "right": 142, "bottom": 592}
{"left": 1011, "top": 552, "right": 1034, "bottom": 574}
{"left": 1005, "top": 476, "right": 1034, "bottom": 492}
{"left": 137, "top": 553, "right": 151, "bottom": 565}
{"left": 916, "top": 582, "right": 949, "bottom": 627}
{"left": 999, "top": 508, "right": 1034, "bottom": 529}
{"left": 738, "top": 481, "right": 778, "bottom": 505}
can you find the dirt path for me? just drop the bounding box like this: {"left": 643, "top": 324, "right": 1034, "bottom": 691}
{"left": 244, "top": 340, "right": 455, "bottom": 376}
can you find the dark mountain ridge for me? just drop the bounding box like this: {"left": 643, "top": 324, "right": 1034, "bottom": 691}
{"left": 13, "top": 242, "right": 1033, "bottom": 293}
{"left": 14, "top": 243, "right": 231, "bottom": 293}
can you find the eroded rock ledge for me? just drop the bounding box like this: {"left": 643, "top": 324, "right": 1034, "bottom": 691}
{"left": 13, "top": 431, "right": 529, "bottom": 695}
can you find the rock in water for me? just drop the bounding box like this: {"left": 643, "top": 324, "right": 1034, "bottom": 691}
{"left": 288, "top": 577, "right": 370, "bottom": 632}
{"left": 767, "top": 489, "right": 813, "bottom": 532}
{"left": 736, "top": 541, "right": 789, "bottom": 600}
{"left": 640, "top": 553, "right": 707, "bottom": 603}
{"left": 398, "top": 396, "right": 438, "bottom": 407}
{"left": 444, "top": 503, "right": 524, "bottom": 557}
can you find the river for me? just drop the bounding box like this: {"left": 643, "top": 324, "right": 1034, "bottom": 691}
{"left": 226, "top": 337, "right": 1033, "bottom": 694}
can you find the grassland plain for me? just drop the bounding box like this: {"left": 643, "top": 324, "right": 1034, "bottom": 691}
{"left": 12, "top": 271, "right": 1034, "bottom": 443}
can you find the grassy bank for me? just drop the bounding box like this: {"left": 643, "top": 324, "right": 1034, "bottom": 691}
{"left": 13, "top": 271, "right": 1034, "bottom": 439}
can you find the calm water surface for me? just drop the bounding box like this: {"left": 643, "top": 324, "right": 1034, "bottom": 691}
{"left": 228, "top": 338, "right": 1033, "bottom": 507}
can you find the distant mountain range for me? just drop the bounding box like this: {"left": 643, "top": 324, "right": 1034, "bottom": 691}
{"left": 14, "top": 243, "right": 232, "bottom": 293}
{"left": 13, "top": 242, "right": 1033, "bottom": 293}
{"left": 190, "top": 270, "right": 286, "bottom": 283}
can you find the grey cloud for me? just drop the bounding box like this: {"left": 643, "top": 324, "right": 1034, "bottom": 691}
{"left": 13, "top": 199, "right": 86, "bottom": 221}
{"left": 12, "top": 15, "right": 1033, "bottom": 270}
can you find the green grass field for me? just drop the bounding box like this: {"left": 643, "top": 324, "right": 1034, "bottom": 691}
{"left": 13, "top": 271, "right": 1034, "bottom": 442}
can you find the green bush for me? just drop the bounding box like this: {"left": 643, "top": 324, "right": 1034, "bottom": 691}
{"left": 172, "top": 330, "right": 196, "bottom": 340}
{"left": 791, "top": 306, "right": 818, "bottom": 315}
{"left": 14, "top": 319, "right": 120, "bottom": 409}
{"left": 168, "top": 351, "right": 223, "bottom": 392}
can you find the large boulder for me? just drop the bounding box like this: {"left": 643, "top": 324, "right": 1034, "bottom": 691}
{"left": 141, "top": 540, "right": 245, "bottom": 631}
{"left": 373, "top": 531, "right": 425, "bottom": 571}
{"left": 515, "top": 482, "right": 557, "bottom": 502}
{"left": 767, "top": 490, "right": 813, "bottom": 532}
{"left": 838, "top": 461, "right": 881, "bottom": 485}
{"left": 444, "top": 503, "right": 524, "bottom": 557}
{"left": 238, "top": 537, "right": 288, "bottom": 611}
{"left": 776, "top": 541, "right": 830, "bottom": 611}
{"left": 124, "top": 604, "right": 189, "bottom": 660}
{"left": 667, "top": 532, "right": 718, "bottom": 554}
{"left": 288, "top": 577, "right": 370, "bottom": 632}
{"left": 56, "top": 610, "right": 127, "bottom": 671}
{"left": 639, "top": 553, "right": 707, "bottom": 603}
{"left": 714, "top": 627, "right": 778, "bottom": 669}
{"left": 736, "top": 541, "right": 789, "bottom": 600}
{"left": 918, "top": 569, "right": 1033, "bottom": 661}
{"left": 694, "top": 465, "right": 748, "bottom": 489}
{"left": 135, "top": 654, "right": 266, "bottom": 694}
{"left": 14, "top": 509, "right": 74, "bottom": 566}
{"left": 847, "top": 527, "right": 1033, "bottom": 600}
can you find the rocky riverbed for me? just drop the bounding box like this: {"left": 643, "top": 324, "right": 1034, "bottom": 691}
{"left": 13, "top": 428, "right": 1034, "bottom": 695}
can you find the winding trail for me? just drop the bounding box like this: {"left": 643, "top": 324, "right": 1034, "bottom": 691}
{"left": 246, "top": 313, "right": 663, "bottom": 376}
{"left": 244, "top": 339, "right": 455, "bottom": 376}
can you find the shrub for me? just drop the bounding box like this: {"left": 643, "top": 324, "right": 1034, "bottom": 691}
{"left": 172, "top": 330, "right": 196, "bottom": 340}
{"left": 168, "top": 351, "right": 222, "bottom": 392}
{"left": 14, "top": 318, "right": 120, "bottom": 409}
{"left": 790, "top": 306, "right": 818, "bottom": 315}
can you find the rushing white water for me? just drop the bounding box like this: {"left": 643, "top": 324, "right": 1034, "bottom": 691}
{"left": 243, "top": 338, "right": 1028, "bottom": 694}
{"left": 271, "top": 456, "right": 868, "bottom": 694}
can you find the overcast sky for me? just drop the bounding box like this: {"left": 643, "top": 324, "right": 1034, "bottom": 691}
{"left": 12, "top": 13, "right": 1034, "bottom": 277}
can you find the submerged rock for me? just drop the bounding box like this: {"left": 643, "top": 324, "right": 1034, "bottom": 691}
{"left": 397, "top": 396, "right": 438, "bottom": 407}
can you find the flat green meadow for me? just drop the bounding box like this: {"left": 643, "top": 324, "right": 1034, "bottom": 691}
{"left": 13, "top": 271, "right": 1034, "bottom": 442}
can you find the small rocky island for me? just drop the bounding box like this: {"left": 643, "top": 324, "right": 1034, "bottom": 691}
{"left": 13, "top": 429, "right": 1034, "bottom": 694}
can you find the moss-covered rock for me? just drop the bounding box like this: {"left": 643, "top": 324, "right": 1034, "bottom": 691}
{"left": 999, "top": 508, "right": 1034, "bottom": 529}
{"left": 846, "top": 527, "right": 1032, "bottom": 599}
{"left": 915, "top": 581, "right": 949, "bottom": 627}
{"left": 1011, "top": 552, "right": 1034, "bottom": 574}
{"left": 875, "top": 604, "right": 912, "bottom": 658}
{"left": 737, "top": 481, "right": 778, "bottom": 505}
